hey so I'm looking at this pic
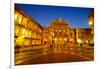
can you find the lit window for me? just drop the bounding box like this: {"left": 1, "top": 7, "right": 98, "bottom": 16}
{"left": 32, "top": 32, "right": 36, "bottom": 38}
{"left": 22, "top": 29, "right": 26, "bottom": 37}
{"left": 39, "top": 30, "right": 42, "bottom": 33}
{"left": 24, "top": 39, "right": 30, "bottom": 46}
{"left": 22, "top": 17, "right": 28, "bottom": 27}
{"left": 18, "top": 15, "right": 22, "bottom": 24}
{"left": 25, "top": 30, "right": 28, "bottom": 37}
{"left": 28, "top": 31, "right": 32, "bottom": 38}
{"left": 27, "top": 20, "right": 31, "bottom": 29}
{"left": 15, "top": 36, "right": 24, "bottom": 45}
{"left": 63, "top": 30, "right": 65, "bottom": 32}
{"left": 59, "top": 30, "right": 61, "bottom": 32}
{"left": 19, "top": 28, "right": 26, "bottom": 37}
{"left": 32, "top": 40, "right": 35, "bottom": 45}
{"left": 52, "top": 33, "right": 54, "bottom": 36}
{"left": 14, "top": 13, "right": 18, "bottom": 22}
{"left": 15, "top": 25, "right": 20, "bottom": 36}
{"left": 64, "top": 38, "right": 67, "bottom": 41}
{"left": 54, "top": 38, "right": 57, "bottom": 40}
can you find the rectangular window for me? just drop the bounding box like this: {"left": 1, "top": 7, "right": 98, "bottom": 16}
{"left": 28, "top": 31, "right": 32, "bottom": 38}
{"left": 18, "top": 15, "right": 23, "bottom": 25}
{"left": 32, "top": 32, "right": 36, "bottom": 38}
{"left": 19, "top": 28, "right": 24, "bottom": 37}
{"left": 22, "top": 17, "right": 28, "bottom": 28}
{"left": 15, "top": 36, "right": 24, "bottom": 46}
{"left": 14, "top": 13, "right": 18, "bottom": 22}
{"left": 30, "top": 22, "right": 33, "bottom": 30}
{"left": 27, "top": 20, "right": 31, "bottom": 29}
{"left": 15, "top": 25, "right": 20, "bottom": 36}
{"left": 24, "top": 39, "right": 30, "bottom": 46}
{"left": 32, "top": 40, "right": 35, "bottom": 45}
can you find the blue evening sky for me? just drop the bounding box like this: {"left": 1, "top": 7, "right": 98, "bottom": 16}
{"left": 16, "top": 3, "right": 94, "bottom": 28}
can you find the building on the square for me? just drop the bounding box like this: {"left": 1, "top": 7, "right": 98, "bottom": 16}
{"left": 69, "top": 28, "right": 76, "bottom": 44}
{"left": 89, "top": 10, "right": 94, "bottom": 35}
{"left": 88, "top": 10, "right": 94, "bottom": 45}
{"left": 14, "top": 5, "right": 94, "bottom": 65}
{"left": 43, "top": 18, "right": 93, "bottom": 47}
{"left": 14, "top": 6, "right": 43, "bottom": 64}
{"left": 75, "top": 28, "right": 92, "bottom": 45}
{"left": 43, "top": 18, "right": 76, "bottom": 48}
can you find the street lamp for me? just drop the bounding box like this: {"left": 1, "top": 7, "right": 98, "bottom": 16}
{"left": 77, "top": 39, "right": 82, "bottom": 46}
{"left": 89, "top": 21, "right": 93, "bottom": 25}
{"left": 77, "top": 39, "right": 82, "bottom": 43}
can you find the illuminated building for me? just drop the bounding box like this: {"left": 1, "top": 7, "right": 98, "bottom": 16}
{"left": 14, "top": 6, "right": 43, "bottom": 64}
{"left": 43, "top": 26, "right": 52, "bottom": 48}
{"left": 89, "top": 10, "right": 94, "bottom": 35}
{"left": 89, "top": 10, "right": 94, "bottom": 45}
{"left": 76, "top": 28, "right": 92, "bottom": 45}
{"left": 43, "top": 18, "right": 93, "bottom": 47}
{"left": 14, "top": 6, "right": 94, "bottom": 64}
{"left": 43, "top": 18, "right": 76, "bottom": 48}
{"left": 69, "top": 28, "right": 76, "bottom": 44}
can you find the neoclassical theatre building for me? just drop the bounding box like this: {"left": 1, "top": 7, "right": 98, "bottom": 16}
{"left": 43, "top": 18, "right": 92, "bottom": 48}
{"left": 14, "top": 6, "right": 93, "bottom": 64}
{"left": 43, "top": 18, "right": 76, "bottom": 48}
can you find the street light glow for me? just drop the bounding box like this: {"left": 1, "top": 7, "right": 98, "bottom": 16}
{"left": 77, "top": 39, "right": 82, "bottom": 44}
{"left": 64, "top": 38, "right": 67, "bottom": 41}
{"left": 89, "top": 21, "right": 93, "bottom": 25}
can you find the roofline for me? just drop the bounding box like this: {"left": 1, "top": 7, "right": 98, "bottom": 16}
{"left": 88, "top": 9, "right": 94, "bottom": 17}
{"left": 15, "top": 5, "right": 43, "bottom": 29}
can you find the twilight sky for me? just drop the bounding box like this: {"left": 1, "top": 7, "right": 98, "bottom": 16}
{"left": 16, "top": 3, "right": 94, "bottom": 28}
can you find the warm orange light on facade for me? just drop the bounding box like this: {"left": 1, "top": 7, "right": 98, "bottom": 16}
{"left": 18, "top": 15, "right": 22, "bottom": 24}
{"left": 70, "top": 38, "right": 74, "bottom": 41}
{"left": 24, "top": 39, "right": 30, "bottom": 46}
{"left": 16, "top": 36, "right": 24, "bottom": 45}
{"left": 22, "top": 28, "right": 26, "bottom": 37}
{"left": 64, "top": 38, "right": 67, "bottom": 41}
{"left": 59, "top": 30, "right": 61, "bottom": 32}
{"left": 15, "top": 13, "right": 18, "bottom": 21}
{"left": 52, "top": 33, "right": 54, "bottom": 36}
{"left": 54, "top": 38, "right": 57, "bottom": 41}
{"left": 59, "top": 38, "right": 62, "bottom": 41}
